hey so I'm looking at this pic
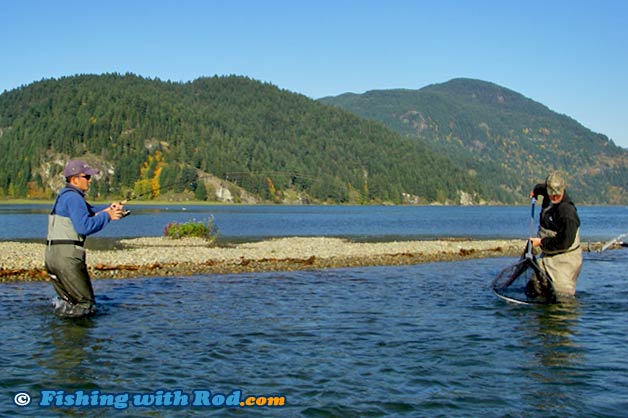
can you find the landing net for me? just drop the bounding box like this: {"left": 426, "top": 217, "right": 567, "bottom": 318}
{"left": 492, "top": 241, "right": 556, "bottom": 304}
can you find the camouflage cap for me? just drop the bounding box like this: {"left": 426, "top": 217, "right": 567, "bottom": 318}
{"left": 546, "top": 172, "right": 566, "bottom": 195}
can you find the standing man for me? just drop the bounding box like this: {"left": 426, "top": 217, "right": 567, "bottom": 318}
{"left": 45, "top": 159, "right": 125, "bottom": 317}
{"left": 529, "top": 172, "right": 582, "bottom": 299}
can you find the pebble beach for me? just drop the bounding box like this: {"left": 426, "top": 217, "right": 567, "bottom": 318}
{"left": 0, "top": 237, "right": 520, "bottom": 282}
{"left": 0, "top": 237, "right": 605, "bottom": 282}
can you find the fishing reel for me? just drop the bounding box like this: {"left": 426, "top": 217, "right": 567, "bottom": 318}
{"left": 111, "top": 200, "right": 130, "bottom": 218}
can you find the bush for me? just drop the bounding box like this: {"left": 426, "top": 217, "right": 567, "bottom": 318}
{"left": 163, "top": 217, "right": 219, "bottom": 243}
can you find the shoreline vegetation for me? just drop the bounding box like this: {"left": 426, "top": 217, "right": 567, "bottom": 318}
{"left": 0, "top": 198, "right": 622, "bottom": 206}
{"left": 0, "top": 237, "right": 607, "bottom": 283}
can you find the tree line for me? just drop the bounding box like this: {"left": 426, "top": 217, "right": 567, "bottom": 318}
{"left": 320, "top": 78, "right": 628, "bottom": 204}
{"left": 0, "top": 73, "right": 485, "bottom": 204}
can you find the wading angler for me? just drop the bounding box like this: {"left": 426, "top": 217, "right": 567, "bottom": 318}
{"left": 45, "top": 160, "right": 126, "bottom": 317}
{"left": 528, "top": 172, "right": 582, "bottom": 299}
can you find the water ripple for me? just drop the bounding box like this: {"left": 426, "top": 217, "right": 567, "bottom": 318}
{"left": 2, "top": 251, "right": 628, "bottom": 417}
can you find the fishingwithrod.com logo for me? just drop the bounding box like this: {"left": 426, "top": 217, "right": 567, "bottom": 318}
{"left": 12, "top": 389, "right": 285, "bottom": 410}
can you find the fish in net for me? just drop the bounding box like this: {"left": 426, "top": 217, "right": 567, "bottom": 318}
{"left": 492, "top": 241, "right": 557, "bottom": 304}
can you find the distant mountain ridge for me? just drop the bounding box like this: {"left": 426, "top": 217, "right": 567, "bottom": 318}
{"left": 320, "top": 78, "right": 628, "bottom": 204}
{"left": 0, "top": 74, "right": 483, "bottom": 204}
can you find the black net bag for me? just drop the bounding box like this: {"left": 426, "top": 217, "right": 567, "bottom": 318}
{"left": 492, "top": 241, "right": 556, "bottom": 304}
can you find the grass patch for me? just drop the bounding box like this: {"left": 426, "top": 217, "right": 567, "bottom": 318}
{"left": 163, "top": 217, "right": 219, "bottom": 243}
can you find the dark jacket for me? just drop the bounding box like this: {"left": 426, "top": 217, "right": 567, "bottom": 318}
{"left": 532, "top": 184, "right": 580, "bottom": 253}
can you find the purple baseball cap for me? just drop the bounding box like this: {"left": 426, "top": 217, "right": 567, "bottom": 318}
{"left": 63, "top": 160, "right": 100, "bottom": 178}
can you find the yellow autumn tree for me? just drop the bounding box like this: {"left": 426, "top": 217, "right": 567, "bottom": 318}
{"left": 135, "top": 150, "right": 166, "bottom": 199}
{"left": 152, "top": 164, "right": 163, "bottom": 198}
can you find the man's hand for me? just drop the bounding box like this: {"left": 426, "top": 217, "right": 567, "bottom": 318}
{"left": 105, "top": 200, "right": 126, "bottom": 220}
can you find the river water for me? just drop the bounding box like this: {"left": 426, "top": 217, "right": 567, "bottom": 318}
{"left": 1, "top": 205, "right": 628, "bottom": 417}
{"left": 0, "top": 204, "right": 627, "bottom": 242}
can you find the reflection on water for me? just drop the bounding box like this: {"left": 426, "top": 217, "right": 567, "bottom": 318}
{"left": 533, "top": 301, "right": 583, "bottom": 369}
{"left": 2, "top": 252, "right": 628, "bottom": 417}
{"left": 44, "top": 317, "right": 97, "bottom": 389}
{"left": 518, "top": 302, "right": 585, "bottom": 415}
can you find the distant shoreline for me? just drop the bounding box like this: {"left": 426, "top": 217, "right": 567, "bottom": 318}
{"left": 0, "top": 237, "right": 607, "bottom": 283}
{"left": 0, "top": 198, "right": 622, "bottom": 207}
{"left": 0, "top": 198, "right": 236, "bottom": 206}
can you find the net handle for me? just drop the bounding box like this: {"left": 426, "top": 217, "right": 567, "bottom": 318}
{"left": 527, "top": 197, "right": 536, "bottom": 257}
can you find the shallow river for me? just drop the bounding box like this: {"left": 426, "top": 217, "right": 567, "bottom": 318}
{"left": 2, "top": 248, "right": 627, "bottom": 417}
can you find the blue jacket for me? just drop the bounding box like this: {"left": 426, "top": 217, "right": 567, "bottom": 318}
{"left": 52, "top": 185, "right": 110, "bottom": 237}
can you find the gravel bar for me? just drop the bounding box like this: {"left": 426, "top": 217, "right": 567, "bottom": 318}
{"left": 0, "top": 237, "right": 604, "bottom": 282}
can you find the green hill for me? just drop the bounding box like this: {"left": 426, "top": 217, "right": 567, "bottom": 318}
{"left": 0, "top": 74, "right": 484, "bottom": 204}
{"left": 320, "top": 78, "right": 628, "bottom": 204}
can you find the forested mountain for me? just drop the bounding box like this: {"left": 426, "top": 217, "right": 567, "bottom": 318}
{"left": 320, "top": 78, "right": 628, "bottom": 204}
{"left": 0, "top": 74, "right": 484, "bottom": 204}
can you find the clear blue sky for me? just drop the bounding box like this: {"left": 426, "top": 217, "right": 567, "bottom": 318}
{"left": 2, "top": 0, "right": 627, "bottom": 146}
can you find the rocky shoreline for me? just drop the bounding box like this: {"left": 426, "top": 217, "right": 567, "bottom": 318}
{"left": 0, "top": 237, "right": 605, "bottom": 282}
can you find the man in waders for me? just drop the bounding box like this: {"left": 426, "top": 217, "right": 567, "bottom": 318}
{"left": 528, "top": 172, "right": 582, "bottom": 300}
{"left": 45, "top": 160, "right": 125, "bottom": 317}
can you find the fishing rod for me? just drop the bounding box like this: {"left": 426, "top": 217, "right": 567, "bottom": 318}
{"left": 114, "top": 170, "right": 324, "bottom": 216}
{"left": 127, "top": 171, "right": 320, "bottom": 200}
{"left": 123, "top": 178, "right": 198, "bottom": 201}
{"left": 117, "top": 168, "right": 457, "bottom": 207}
{"left": 125, "top": 171, "right": 320, "bottom": 200}
{"left": 598, "top": 233, "right": 628, "bottom": 253}
{"left": 225, "top": 171, "right": 321, "bottom": 183}
{"left": 112, "top": 177, "right": 199, "bottom": 217}
{"left": 108, "top": 175, "right": 202, "bottom": 218}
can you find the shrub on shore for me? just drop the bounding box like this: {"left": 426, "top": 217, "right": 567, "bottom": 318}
{"left": 163, "top": 217, "right": 219, "bottom": 243}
